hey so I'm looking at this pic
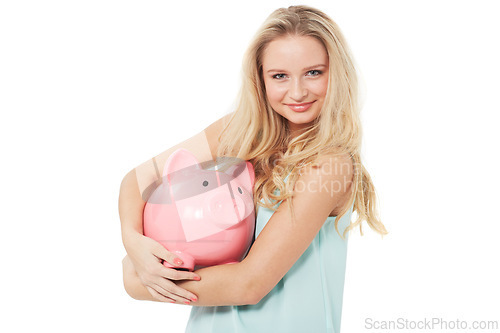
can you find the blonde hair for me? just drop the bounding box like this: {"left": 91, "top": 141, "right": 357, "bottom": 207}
{"left": 216, "top": 5, "right": 387, "bottom": 238}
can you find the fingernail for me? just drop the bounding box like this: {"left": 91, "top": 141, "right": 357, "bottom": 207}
{"left": 193, "top": 276, "right": 201, "bottom": 281}
{"left": 174, "top": 258, "right": 183, "bottom": 266}
{"left": 184, "top": 301, "right": 191, "bottom": 305}
{"left": 191, "top": 296, "right": 198, "bottom": 302}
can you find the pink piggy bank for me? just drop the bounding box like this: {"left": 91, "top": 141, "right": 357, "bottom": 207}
{"left": 143, "top": 148, "right": 255, "bottom": 271}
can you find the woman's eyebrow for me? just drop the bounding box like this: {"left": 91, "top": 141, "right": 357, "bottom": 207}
{"left": 303, "top": 64, "right": 327, "bottom": 71}
{"left": 266, "top": 64, "right": 327, "bottom": 73}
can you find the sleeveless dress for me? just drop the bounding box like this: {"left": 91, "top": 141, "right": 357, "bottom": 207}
{"left": 185, "top": 182, "right": 354, "bottom": 333}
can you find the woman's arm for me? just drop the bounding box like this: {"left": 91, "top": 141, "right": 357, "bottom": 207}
{"left": 171, "top": 153, "right": 354, "bottom": 306}
{"left": 122, "top": 254, "right": 254, "bottom": 304}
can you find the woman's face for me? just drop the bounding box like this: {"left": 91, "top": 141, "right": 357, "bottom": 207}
{"left": 262, "top": 35, "right": 329, "bottom": 135}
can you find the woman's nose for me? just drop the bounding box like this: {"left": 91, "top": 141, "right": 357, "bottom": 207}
{"left": 289, "top": 78, "right": 307, "bottom": 101}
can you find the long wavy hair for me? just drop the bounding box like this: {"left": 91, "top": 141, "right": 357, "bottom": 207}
{"left": 216, "top": 5, "right": 387, "bottom": 238}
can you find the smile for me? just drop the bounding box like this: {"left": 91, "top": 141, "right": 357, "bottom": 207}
{"left": 285, "top": 101, "right": 315, "bottom": 112}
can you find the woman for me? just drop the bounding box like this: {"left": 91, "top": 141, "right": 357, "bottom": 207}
{"left": 120, "top": 5, "right": 387, "bottom": 332}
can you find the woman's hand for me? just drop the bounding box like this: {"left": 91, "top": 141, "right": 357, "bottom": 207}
{"left": 123, "top": 232, "right": 200, "bottom": 304}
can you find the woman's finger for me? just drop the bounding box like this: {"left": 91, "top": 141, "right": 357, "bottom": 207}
{"left": 151, "top": 242, "right": 184, "bottom": 267}
{"left": 145, "top": 286, "right": 175, "bottom": 303}
{"left": 158, "top": 265, "right": 201, "bottom": 281}
{"left": 153, "top": 277, "right": 198, "bottom": 304}
{"left": 151, "top": 282, "right": 195, "bottom": 305}
{"left": 147, "top": 238, "right": 184, "bottom": 268}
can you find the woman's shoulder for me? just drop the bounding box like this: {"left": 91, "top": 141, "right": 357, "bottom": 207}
{"left": 304, "top": 151, "right": 353, "bottom": 178}
{"left": 300, "top": 151, "right": 354, "bottom": 217}
{"left": 203, "top": 112, "right": 234, "bottom": 160}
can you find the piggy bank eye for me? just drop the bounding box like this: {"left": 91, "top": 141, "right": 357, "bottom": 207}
{"left": 203, "top": 180, "right": 209, "bottom": 187}
{"left": 237, "top": 186, "right": 243, "bottom": 194}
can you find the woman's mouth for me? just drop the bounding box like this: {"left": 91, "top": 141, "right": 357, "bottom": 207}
{"left": 285, "top": 101, "right": 315, "bottom": 112}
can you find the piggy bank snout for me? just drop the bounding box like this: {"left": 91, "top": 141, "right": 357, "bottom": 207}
{"left": 207, "top": 192, "right": 247, "bottom": 228}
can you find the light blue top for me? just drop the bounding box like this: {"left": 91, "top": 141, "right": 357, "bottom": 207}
{"left": 185, "top": 185, "right": 353, "bottom": 333}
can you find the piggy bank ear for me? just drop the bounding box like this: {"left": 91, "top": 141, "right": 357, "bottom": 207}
{"left": 163, "top": 148, "right": 201, "bottom": 178}
{"left": 225, "top": 160, "right": 255, "bottom": 193}
{"left": 245, "top": 161, "right": 255, "bottom": 188}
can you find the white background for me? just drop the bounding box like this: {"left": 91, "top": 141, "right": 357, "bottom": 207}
{"left": 1, "top": 0, "right": 499, "bottom": 332}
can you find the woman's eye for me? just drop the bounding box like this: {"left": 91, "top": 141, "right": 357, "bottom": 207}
{"left": 306, "top": 70, "right": 322, "bottom": 76}
{"left": 272, "top": 73, "right": 287, "bottom": 80}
